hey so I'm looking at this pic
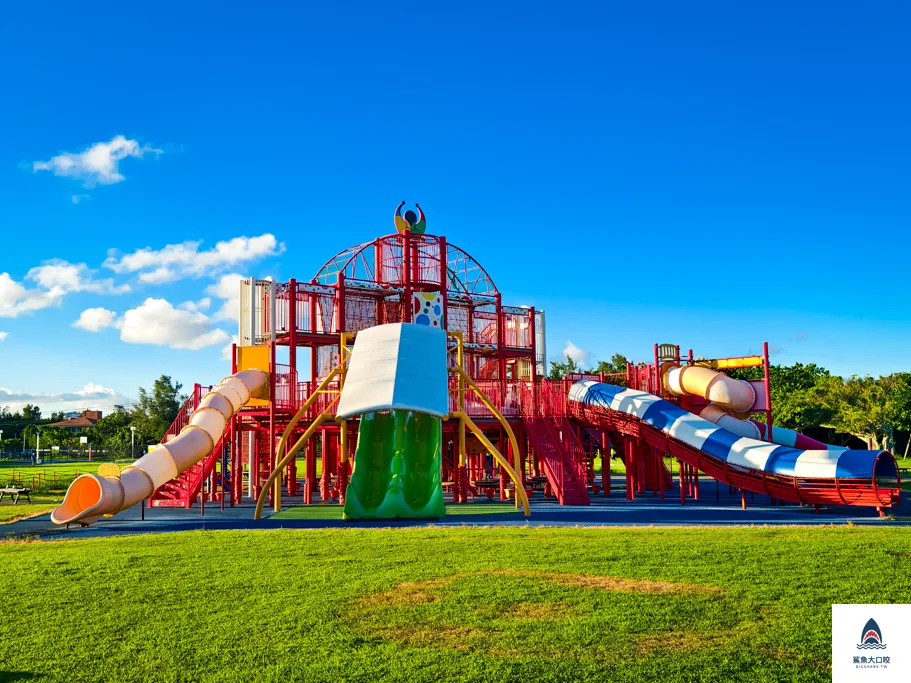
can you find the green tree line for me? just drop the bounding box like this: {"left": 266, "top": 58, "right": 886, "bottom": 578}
{"left": 548, "top": 355, "right": 911, "bottom": 457}
{"left": 0, "top": 376, "right": 186, "bottom": 460}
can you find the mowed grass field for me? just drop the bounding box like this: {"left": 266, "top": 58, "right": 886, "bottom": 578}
{"left": 0, "top": 461, "right": 127, "bottom": 494}
{"left": 1, "top": 527, "right": 910, "bottom": 682}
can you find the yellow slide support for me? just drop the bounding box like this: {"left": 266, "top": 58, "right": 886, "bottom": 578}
{"left": 450, "top": 366, "right": 530, "bottom": 517}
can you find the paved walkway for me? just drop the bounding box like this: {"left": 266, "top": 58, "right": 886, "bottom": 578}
{"left": 5, "top": 478, "right": 907, "bottom": 540}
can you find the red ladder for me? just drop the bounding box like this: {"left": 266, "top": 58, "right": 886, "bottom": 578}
{"left": 518, "top": 382, "right": 590, "bottom": 505}
{"left": 148, "top": 384, "right": 229, "bottom": 508}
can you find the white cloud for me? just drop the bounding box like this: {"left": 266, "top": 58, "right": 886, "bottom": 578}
{"left": 562, "top": 340, "right": 589, "bottom": 366}
{"left": 118, "top": 297, "right": 231, "bottom": 350}
{"left": 0, "top": 272, "right": 65, "bottom": 318}
{"left": 0, "top": 260, "right": 129, "bottom": 319}
{"left": 104, "top": 234, "right": 285, "bottom": 283}
{"left": 27, "top": 259, "right": 130, "bottom": 295}
{"left": 138, "top": 266, "right": 179, "bottom": 285}
{"left": 33, "top": 135, "right": 162, "bottom": 187}
{"left": 205, "top": 272, "right": 245, "bottom": 321}
{"left": 72, "top": 194, "right": 91, "bottom": 204}
{"left": 179, "top": 297, "right": 211, "bottom": 312}
{"left": 221, "top": 334, "right": 239, "bottom": 361}
{"left": 0, "top": 382, "right": 134, "bottom": 413}
{"left": 73, "top": 307, "right": 118, "bottom": 332}
{"left": 0, "top": 332, "right": 7, "bottom": 342}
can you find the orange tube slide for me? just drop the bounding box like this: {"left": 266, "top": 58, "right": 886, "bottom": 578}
{"left": 50, "top": 369, "right": 268, "bottom": 527}
{"left": 664, "top": 365, "right": 756, "bottom": 412}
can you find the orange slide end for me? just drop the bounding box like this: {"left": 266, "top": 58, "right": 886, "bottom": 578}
{"left": 51, "top": 368, "right": 268, "bottom": 527}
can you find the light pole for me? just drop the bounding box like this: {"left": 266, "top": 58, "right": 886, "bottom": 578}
{"left": 130, "top": 426, "right": 136, "bottom": 459}
{"left": 0, "top": 429, "right": 3, "bottom": 458}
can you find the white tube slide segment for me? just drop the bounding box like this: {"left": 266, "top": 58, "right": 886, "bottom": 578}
{"left": 665, "top": 365, "right": 756, "bottom": 412}
{"left": 51, "top": 369, "right": 268, "bottom": 526}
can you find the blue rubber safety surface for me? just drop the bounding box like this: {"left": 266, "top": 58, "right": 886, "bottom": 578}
{"left": 6, "top": 477, "right": 908, "bottom": 541}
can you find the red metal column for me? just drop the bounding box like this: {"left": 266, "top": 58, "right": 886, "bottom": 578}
{"left": 763, "top": 341, "right": 773, "bottom": 442}
{"left": 653, "top": 344, "right": 660, "bottom": 395}
{"left": 679, "top": 459, "right": 686, "bottom": 505}
{"left": 286, "top": 286, "right": 297, "bottom": 496}
{"left": 438, "top": 236, "right": 448, "bottom": 329}
{"left": 496, "top": 294, "right": 506, "bottom": 406}
{"left": 320, "top": 429, "right": 331, "bottom": 502}
{"left": 498, "top": 426, "right": 506, "bottom": 500}
{"left": 403, "top": 232, "right": 413, "bottom": 323}
{"left": 270, "top": 342, "right": 278, "bottom": 510}
{"left": 252, "top": 428, "right": 261, "bottom": 502}
{"left": 230, "top": 345, "right": 240, "bottom": 503}
{"left": 338, "top": 424, "right": 350, "bottom": 504}
{"left": 304, "top": 437, "right": 315, "bottom": 504}
{"left": 288, "top": 279, "right": 297, "bottom": 378}
{"left": 625, "top": 439, "right": 634, "bottom": 501}
{"left": 656, "top": 447, "right": 665, "bottom": 500}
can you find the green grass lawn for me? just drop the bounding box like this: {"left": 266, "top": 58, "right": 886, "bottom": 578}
{"left": 1, "top": 527, "right": 909, "bottom": 682}
{"left": 272, "top": 502, "right": 522, "bottom": 520}
{"left": 0, "top": 461, "right": 132, "bottom": 495}
{"left": 0, "top": 497, "right": 58, "bottom": 523}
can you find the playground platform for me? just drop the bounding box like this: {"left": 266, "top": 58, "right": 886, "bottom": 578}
{"left": 10, "top": 477, "right": 910, "bottom": 541}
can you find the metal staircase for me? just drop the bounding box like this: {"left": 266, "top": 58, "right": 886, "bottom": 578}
{"left": 518, "top": 382, "right": 590, "bottom": 505}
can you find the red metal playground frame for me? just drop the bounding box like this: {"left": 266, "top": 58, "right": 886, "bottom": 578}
{"left": 146, "top": 228, "right": 900, "bottom": 516}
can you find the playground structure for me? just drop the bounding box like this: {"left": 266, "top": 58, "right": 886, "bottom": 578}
{"left": 52, "top": 204, "right": 902, "bottom": 526}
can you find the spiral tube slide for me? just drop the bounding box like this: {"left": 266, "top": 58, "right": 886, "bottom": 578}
{"left": 697, "top": 404, "right": 828, "bottom": 449}
{"left": 666, "top": 365, "right": 827, "bottom": 449}
{"left": 569, "top": 381, "right": 900, "bottom": 508}
{"left": 51, "top": 369, "right": 268, "bottom": 526}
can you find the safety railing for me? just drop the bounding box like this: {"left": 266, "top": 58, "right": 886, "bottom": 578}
{"left": 162, "top": 384, "right": 211, "bottom": 443}
{"left": 272, "top": 364, "right": 298, "bottom": 410}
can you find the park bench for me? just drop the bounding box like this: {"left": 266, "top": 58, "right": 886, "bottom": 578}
{"left": 0, "top": 487, "right": 31, "bottom": 504}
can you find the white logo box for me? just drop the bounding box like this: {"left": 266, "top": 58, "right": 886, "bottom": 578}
{"left": 833, "top": 604, "right": 911, "bottom": 682}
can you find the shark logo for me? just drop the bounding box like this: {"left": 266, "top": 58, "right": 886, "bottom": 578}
{"left": 857, "top": 618, "right": 887, "bottom": 650}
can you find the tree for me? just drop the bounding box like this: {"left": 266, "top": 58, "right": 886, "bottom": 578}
{"left": 591, "top": 353, "right": 630, "bottom": 376}
{"left": 21, "top": 404, "right": 41, "bottom": 421}
{"left": 548, "top": 355, "right": 581, "bottom": 380}
{"left": 727, "top": 362, "right": 832, "bottom": 432}
{"left": 549, "top": 352, "right": 631, "bottom": 380}
{"left": 816, "top": 373, "right": 911, "bottom": 452}
{"left": 132, "top": 376, "right": 186, "bottom": 441}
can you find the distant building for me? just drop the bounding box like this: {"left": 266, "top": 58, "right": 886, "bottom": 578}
{"left": 48, "top": 409, "right": 103, "bottom": 433}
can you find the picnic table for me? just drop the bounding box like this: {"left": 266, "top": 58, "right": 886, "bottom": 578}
{"left": 0, "top": 487, "right": 31, "bottom": 504}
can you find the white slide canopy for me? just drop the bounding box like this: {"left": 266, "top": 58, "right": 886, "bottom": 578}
{"left": 336, "top": 323, "right": 449, "bottom": 419}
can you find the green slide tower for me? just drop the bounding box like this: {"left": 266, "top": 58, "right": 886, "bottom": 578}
{"left": 343, "top": 410, "right": 445, "bottom": 520}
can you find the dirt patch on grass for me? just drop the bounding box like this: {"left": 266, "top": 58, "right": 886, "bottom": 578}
{"left": 359, "top": 577, "right": 452, "bottom": 608}
{"left": 358, "top": 570, "right": 717, "bottom": 615}
{"left": 371, "top": 623, "right": 482, "bottom": 652}
{"left": 505, "top": 601, "right": 579, "bottom": 620}
{"left": 481, "top": 569, "right": 720, "bottom": 594}
{"left": 634, "top": 629, "right": 730, "bottom": 654}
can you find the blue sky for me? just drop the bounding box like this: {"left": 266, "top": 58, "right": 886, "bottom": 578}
{"left": 0, "top": 1, "right": 909, "bottom": 413}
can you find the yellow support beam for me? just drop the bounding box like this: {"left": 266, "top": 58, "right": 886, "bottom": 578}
{"left": 257, "top": 406, "right": 337, "bottom": 520}
{"left": 448, "top": 411, "right": 530, "bottom": 517}
{"left": 712, "top": 356, "right": 764, "bottom": 370}
{"left": 450, "top": 365, "right": 529, "bottom": 516}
